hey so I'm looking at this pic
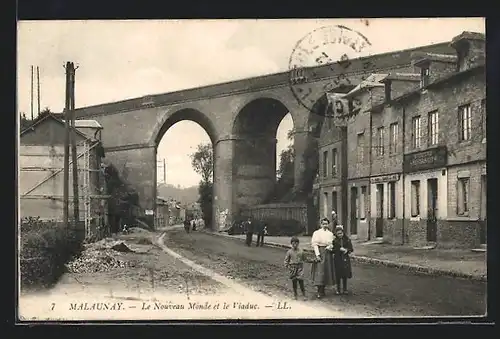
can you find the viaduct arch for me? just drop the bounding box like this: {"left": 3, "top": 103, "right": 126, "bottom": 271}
{"left": 73, "top": 41, "right": 454, "bottom": 230}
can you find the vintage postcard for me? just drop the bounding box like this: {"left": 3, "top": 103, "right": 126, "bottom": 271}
{"left": 17, "top": 18, "right": 487, "bottom": 322}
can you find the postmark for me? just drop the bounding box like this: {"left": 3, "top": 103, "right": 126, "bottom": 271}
{"left": 288, "top": 25, "right": 373, "bottom": 114}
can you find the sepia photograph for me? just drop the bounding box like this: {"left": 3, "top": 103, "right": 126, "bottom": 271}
{"left": 16, "top": 18, "right": 487, "bottom": 321}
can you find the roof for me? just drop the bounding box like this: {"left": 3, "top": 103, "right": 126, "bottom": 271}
{"left": 383, "top": 73, "right": 421, "bottom": 82}
{"left": 451, "top": 31, "right": 486, "bottom": 47}
{"left": 73, "top": 41, "right": 455, "bottom": 118}
{"left": 20, "top": 113, "right": 90, "bottom": 140}
{"left": 412, "top": 52, "right": 457, "bottom": 67}
{"left": 344, "top": 73, "right": 388, "bottom": 98}
{"left": 371, "top": 64, "right": 485, "bottom": 112}
{"left": 61, "top": 119, "right": 103, "bottom": 129}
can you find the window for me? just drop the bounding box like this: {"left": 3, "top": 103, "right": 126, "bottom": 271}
{"left": 376, "top": 127, "right": 384, "bottom": 156}
{"left": 357, "top": 132, "right": 365, "bottom": 162}
{"left": 411, "top": 116, "right": 422, "bottom": 149}
{"left": 389, "top": 123, "right": 398, "bottom": 154}
{"left": 457, "top": 46, "right": 469, "bottom": 72}
{"left": 323, "top": 192, "right": 329, "bottom": 218}
{"left": 360, "top": 186, "right": 367, "bottom": 219}
{"left": 388, "top": 181, "right": 396, "bottom": 219}
{"left": 323, "top": 150, "right": 328, "bottom": 177}
{"left": 428, "top": 110, "right": 439, "bottom": 145}
{"left": 385, "top": 82, "right": 391, "bottom": 102}
{"left": 331, "top": 148, "right": 338, "bottom": 177}
{"left": 420, "top": 66, "right": 430, "bottom": 88}
{"left": 411, "top": 180, "right": 420, "bottom": 217}
{"left": 457, "top": 177, "right": 470, "bottom": 216}
{"left": 459, "top": 104, "right": 472, "bottom": 141}
{"left": 331, "top": 191, "right": 338, "bottom": 215}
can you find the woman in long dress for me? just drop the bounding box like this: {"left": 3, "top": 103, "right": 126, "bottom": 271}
{"left": 310, "top": 218, "right": 336, "bottom": 298}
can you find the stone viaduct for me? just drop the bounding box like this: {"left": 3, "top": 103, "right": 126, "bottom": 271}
{"left": 74, "top": 41, "right": 453, "bottom": 230}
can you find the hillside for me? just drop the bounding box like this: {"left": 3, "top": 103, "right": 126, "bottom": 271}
{"left": 157, "top": 183, "right": 199, "bottom": 205}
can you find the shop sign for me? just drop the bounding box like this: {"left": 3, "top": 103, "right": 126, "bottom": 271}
{"left": 403, "top": 146, "right": 447, "bottom": 173}
{"left": 370, "top": 174, "right": 400, "bottom": 184}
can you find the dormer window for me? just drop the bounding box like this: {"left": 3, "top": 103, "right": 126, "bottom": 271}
{"left": 456, "top": 43, "right": 470, "bottom": 72}
{"left": 384, "top": 82, "right": 391, "bottom": 102}
{"left": 420, "top": 66, "right": 430, "bottom": 88}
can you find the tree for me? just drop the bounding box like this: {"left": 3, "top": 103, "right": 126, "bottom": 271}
{"left": 189, "top": 143, "right": 213, "bottom": 184}
{"left": 190, "top": 143, "right": 214, "bottom": 228}
{"left": 277, "top": 129, "right": 294, "bottom": 179}
{"left": 197, "top": 180, "right": 213, "bottom": 228}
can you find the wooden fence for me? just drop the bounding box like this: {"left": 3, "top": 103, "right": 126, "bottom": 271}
{"left": 240, "top": 202, "right": 308, "bottom": 225}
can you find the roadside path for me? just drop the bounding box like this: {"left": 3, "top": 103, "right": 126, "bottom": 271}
{"left": 208, "top": 232, "right": 487, "bottom": 281}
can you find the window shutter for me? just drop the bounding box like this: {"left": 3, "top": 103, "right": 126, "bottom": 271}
{"left": 457, "top": 181, "right": 464, "bottom": 215}
{"left": 411, "top": 184, "right": 417, "bottom": 217}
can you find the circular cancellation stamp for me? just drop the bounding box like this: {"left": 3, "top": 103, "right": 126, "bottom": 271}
{"left": 288, "top": 25, "right": 372, "bottom": 113}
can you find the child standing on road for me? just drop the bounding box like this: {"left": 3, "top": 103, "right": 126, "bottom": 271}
{"left": 332, "top": 225, "right": 354, "bottom": 295}
{"left": 284, "top": 236, "right": 307, "bottom": 300}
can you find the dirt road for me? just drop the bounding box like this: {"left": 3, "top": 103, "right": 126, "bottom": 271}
{"left": 163, "top": 228, "right": 487, "bottom": 317}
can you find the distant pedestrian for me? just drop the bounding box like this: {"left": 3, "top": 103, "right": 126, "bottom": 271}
{"left": 183, "top": 218, "right": 191, "bottom": 233}
{"left": 191, "top": 218, "right": 196, "bottom": 231}
{"left": 332, "top": 225, "right": 354, "bottom": 295}
{"left": 256, "top": 222, "right": 267, "bottom": 247}
{"left": 284, "top": 236, "right": 307, "bottom": 300}
{"left": 310, "top": 218, "right": 336, "bottom": 299}
{"left": 243, "top": 217, "right": 254, "bottom": 246}
{"left": 331, "top": 210, "right": 338, "bottom": 229}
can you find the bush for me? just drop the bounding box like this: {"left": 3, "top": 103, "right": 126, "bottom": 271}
{"left": 19, "top": 218, "right": 83, "bottom": 289}
{"left": 226, "top": 215, "right": 249, "bottom": 235}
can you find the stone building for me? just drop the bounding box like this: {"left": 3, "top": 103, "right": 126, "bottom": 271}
{"left": 317, "top": 31, "right": 486, "bottom": 248}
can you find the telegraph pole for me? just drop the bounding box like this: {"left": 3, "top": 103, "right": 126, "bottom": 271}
{"left": 70, "top": 62, "right": 80, "bottom": 227}
{"left": 30, "top": 66, "right": 34, "bottom": 121}
{"left": 37, "top": 66, "right": 41, "bottom": 116}
{"left": 163, "top": 158, "right": 166, "bottom": 184}
{"left": 63, "top": 62, "right": 71, "bottom": 229}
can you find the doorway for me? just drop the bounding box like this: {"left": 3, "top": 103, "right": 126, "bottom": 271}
{"left": 376, "top": 184, "right": 384, "bottom": 238}
{"left": 426, "top": 178, "right": 438, "bottom": 243}
{"left": 480, "top": 175, "right": 487, "bottom": 245}
{"left": 350, "top": 187, "right": 358, "bottom": 235}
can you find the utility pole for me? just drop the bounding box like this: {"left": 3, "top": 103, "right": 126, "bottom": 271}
{"left": 163, "top": 158, "right": 166, "bottom": 184}
{"left": 63, "top": 62, "right": 71, "bottom": 229}
{"left": 30, "top": 66, "right": 34, "bottom": 121}
{"left": 70, "top": 62, "right": 80, "bottom": 227}
{"left": 37, "top": 66, "right": 41, "bottom": 116}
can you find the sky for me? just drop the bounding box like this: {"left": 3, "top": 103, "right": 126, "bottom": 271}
{"left": 17, "top": 18, "right": 485, "bottom": 188}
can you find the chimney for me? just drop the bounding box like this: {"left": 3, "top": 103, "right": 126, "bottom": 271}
{"left": 450, "top": 31, "right": 486, "bottom": 71}
{"left": 381, "top": 73, "right": 421, "bottom": 102}
{"left": 411, "top": 52, "right": 457, "bottom": 87}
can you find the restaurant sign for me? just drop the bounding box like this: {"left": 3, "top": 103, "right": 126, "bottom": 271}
{"left": 403, "top": 146, "right": 447, "bottom": 173}
{"left": 370, "top": 174, "right": 400, "bottom": 184}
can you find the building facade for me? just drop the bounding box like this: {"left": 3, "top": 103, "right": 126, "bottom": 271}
{"left": 20, "top": 113, "right": 108, "bottom": 239}
{"left": 316, "top": 31, "right": 486, "bottom": 248}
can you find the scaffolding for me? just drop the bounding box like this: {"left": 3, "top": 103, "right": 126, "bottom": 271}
{"left": 20, "top": 139, "right": 110, "bottom": 240}
{"left": 82, "top": 141, "right": 91, "bottom": 238}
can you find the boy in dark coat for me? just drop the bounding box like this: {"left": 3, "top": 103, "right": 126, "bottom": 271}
{"left": 332, "top": 225, "right": 354, "bottom": 295}
{"left": 243, "top": 217, "right": 254, "bottom": 246}
{"left": 256, "top": 222, "right": 267, "bottom": 247}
